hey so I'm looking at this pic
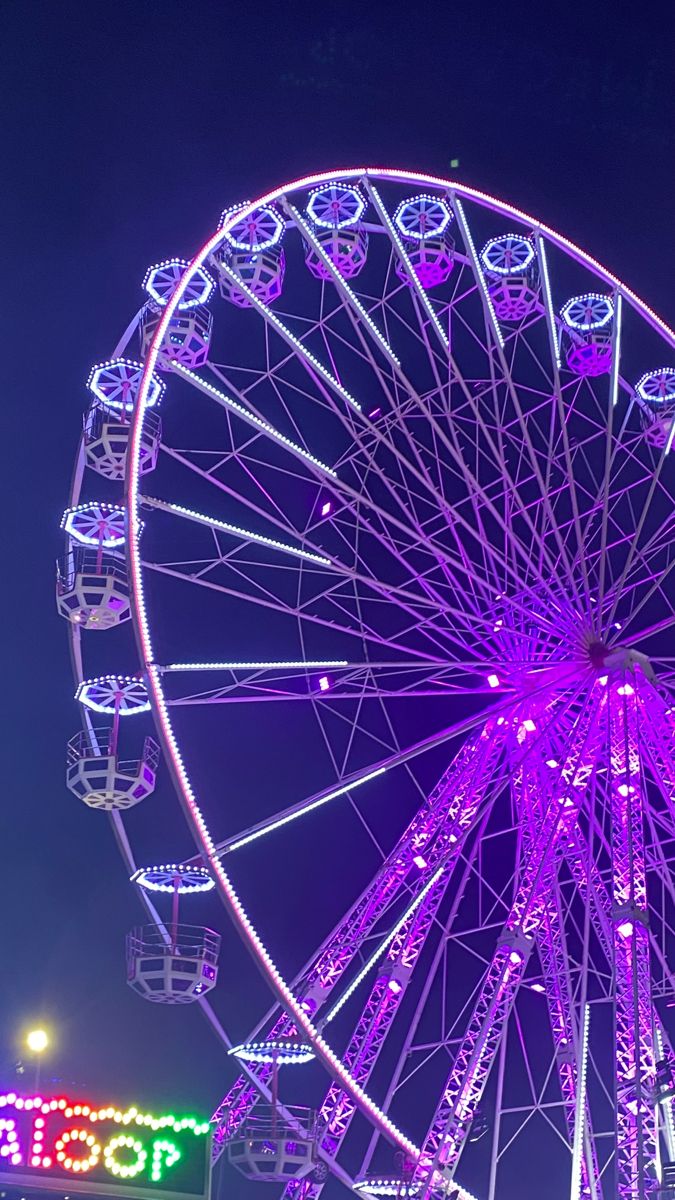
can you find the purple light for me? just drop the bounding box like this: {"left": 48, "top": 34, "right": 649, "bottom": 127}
{"left": 387, "top": 979, "right": 403, "bottom": 995}
{"left": 487, "top": 674, "right": 500, "bottom": 689}
{"left": 369, "top": 407, "right": 381, "bottom": 418}
{"left": 617, "top": 921, "right": 634, "bottom": 939}
{"left": 318, "top": 675, "right": 330, "bottom": 692}
{"left": 321, "top": 501, "right": 332, "bottom": 517}
{"left": 413, "top": 855, "right": 428, "bottom": 869}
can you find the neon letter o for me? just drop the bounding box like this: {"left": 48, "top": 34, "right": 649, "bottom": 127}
{"left": 104, "top": 1134, "right": 147, "bottom": 1178}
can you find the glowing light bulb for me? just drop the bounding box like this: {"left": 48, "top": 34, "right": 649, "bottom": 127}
{"left": 25, "top": 1030, "right": 49, "bottom": 1054}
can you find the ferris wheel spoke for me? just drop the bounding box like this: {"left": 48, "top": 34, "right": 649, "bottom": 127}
{"left": 364, "top": 179, "right": 450, "bottom": 354}
{"left": 158, "top": 430, "right": 490, "bottom": 657}
{"left": 608, "top": 548, "right": 675, "bottom": 645}
{"left": 333, "top": 400, "right": 535, "bottom": 621}
{"left": 352, "top": 240, "right": 527, "bottom": 613}
{"left": 590, "top": 455, "right": 670, "bottom": 624}
{"left": 169, "top": 361, "right": 339, "bottom": 477}
{"left": 212, "top": 700, "right": 515, "bottom": 857}
{"left": 450, "top": 200, "right": 583, "bottom": 604}
{"left": 533, "top": 233, "right": 596, "bottom": 618}
{"left": 216, "top": 672, "right": 585, "bottom": 866}
{"left": 365, "top": 180, "right": 571, "bottom": 608}
{"left": 198, "top": 352, "right": 533, "bottom": 637}
{"left": 437, "top": 275, "right": 576, "bottom": 603}
{"left": 159, "top": 660, "right": 501, "bottom": 708}
{"left": 151, "top": 450, "right": 476, "bottom": 659}
{"left": 287, "top": 201, "right": 543, "bottom": 617}
{"left": 595, "top": 293, "right": 624, "bottom": 612}
{"left": 141, "top": 482, "right": 480, "bottom": 658}
{"left": 158, "top": 428, "right": 562, "bottom": 666}
{"left": 444, "top": 351, "right": 569, "bottom": 599}
{"left": 605, "top": 434, "right": 674, "bottom": 629}
{"left": 141, "top": 493, "right": 333, "bottom": 565}
{"left": 142, "top": 557, "right": 480, "bottom": 668}
{"left": 208, "top": 256, "right": 363, "bottom": 414}
{"left": 284, "top": 201, "right": 401, "bottom": 371}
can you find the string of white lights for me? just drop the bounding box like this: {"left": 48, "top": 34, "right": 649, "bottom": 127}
{"left": 141, "top": 496, "right": 331, "bottom": 566}
{"left": 321, "top": 865, "right": 445, "bottom": 1028}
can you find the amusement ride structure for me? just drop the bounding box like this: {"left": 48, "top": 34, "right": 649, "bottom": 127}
{"left": 59, "top": 168, "right": 675, "bottom": 1199}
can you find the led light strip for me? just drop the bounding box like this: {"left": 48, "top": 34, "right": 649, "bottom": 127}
{"left": 225, "top": 767, "right": 386, "bottom": 853}
{"left": 161, "top": 659, "right": 349, "bottom": 672}
{"left": 536, "top": 234, "right": 562, "bottom": 369}
{"left": 214, "top": 259, "right": 362, "bottom": 412}
{"left": 125, "top": 170, "right": 672, "bottom": 1200}
{"left": 569, "top": 1002, "right": 590, "bottom": 1200}
{"left": 171, "top": 362, "right": 337, "bottom": 477}
{"left": 0, "top": 1093, "right": 209, "bottom": 1135}
{"left": 656, "top": 1024, "right": 675, "bottom": 1162}
{"left": 367, "top": 183, "right": 449, "bottom": 351}
{"left": 610, "top": 292, "right": 623, "bottom": 408}
{"left": 452, "top": 196, "right": 505, "bottom": 351}
{"left": 141, "top": 495, "right": 331, "bottom": 565}
{"left": 322, "top": 865, "right": 445, "bottom": 1027}
{"left": 287, "top": 202, "right": 401, "bottom": 369}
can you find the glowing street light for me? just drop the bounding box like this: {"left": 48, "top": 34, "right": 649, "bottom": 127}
{"left": 25, "top": 1028, "right": 49, "bottom": 1054}
{"left": 23, "top": 1027, "right": 51, "bottom": 1088}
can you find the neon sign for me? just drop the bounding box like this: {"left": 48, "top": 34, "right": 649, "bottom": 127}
{"left": 0, "top": 1090, "right": 211, "bottom": 1199}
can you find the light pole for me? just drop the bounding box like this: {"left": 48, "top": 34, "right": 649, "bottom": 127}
{"left": 24, "top": 1028, "right": 50, "bottom": 1090}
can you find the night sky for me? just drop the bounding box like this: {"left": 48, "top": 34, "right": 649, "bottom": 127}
{"left": 2, "top": 2, "right": 673, "bottom": 1197}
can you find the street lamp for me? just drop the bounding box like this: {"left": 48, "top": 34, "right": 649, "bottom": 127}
{"left": 24, "top": 1027, "right": 50, "bottom": 1088}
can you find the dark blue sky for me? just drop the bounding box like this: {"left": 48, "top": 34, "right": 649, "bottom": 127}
{"left": 2, "top": 2, "right": 673, "bottom": 1197}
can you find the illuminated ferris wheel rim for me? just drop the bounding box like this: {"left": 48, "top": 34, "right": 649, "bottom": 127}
{"left": 119, "top": 168, "right": 675, "bottom": 1195}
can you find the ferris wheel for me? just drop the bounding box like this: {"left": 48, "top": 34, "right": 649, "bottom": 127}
{"left": 59, "top": 168, "right": 675, "bottom": 1200}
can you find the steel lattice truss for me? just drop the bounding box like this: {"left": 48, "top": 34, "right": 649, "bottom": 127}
{"left": 64, "top": 170, "right": 675, "bottom": 1200}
